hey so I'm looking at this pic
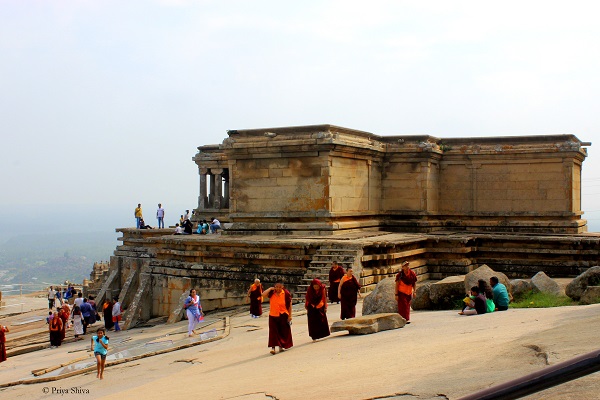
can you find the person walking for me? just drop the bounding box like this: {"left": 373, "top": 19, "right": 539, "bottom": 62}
{"left": 72, "top": 306, "right": 84, "bottom": 339}
{"left": 184, "top": 289, "right": 204, "bottom": 336}
{"left": 49, "top": 311, "right": 63, "bottom": 347}
{"left": 0, "top": 324, "right": 9, "bottom": 363}
{"left": 247, "top": 279, "right": 263, "bottom": 318}
{"left": 80, "top": 298, "right": 93, "bottom": 334}
{"left": 91, "top": 328, "right": 109, "bottom": 379}
{"left": 262, "top": 282, "right": 293, "bottom": 354}
{"left": 112, "top": 297, "right": 123, "bottom": 332}
{"left": 47, "top": 286, "right": 56, "bottom": 310}
{"left": 338, "top": 268, "right": 361, "bottom": 320}
{"left": 328, "top": 261, "right": 345, "bottom": 303}
{"left": 305, "top": 278, "right": 330, "bottom": 341}
{"left": 134, "top": 203, "right": 143, "bottom": 228}
{"left": 156, "top": 203, "right": 165, "bottom": 229}
{"left": 395, "top": 261, "right": 418, "bottom": 323}
{"left": 103, "top": 299, "right": 114, "bottom": 331}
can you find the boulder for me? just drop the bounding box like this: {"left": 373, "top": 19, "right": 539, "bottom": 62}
{"left": 464, "top": 265, "right": 510, "bottom": 294}
{"left": 510, "top": 279, "right": 533, "bottom": 300}
{"left": 580, "top": 286, "right": 600, "bottom": 305}
{"left": 330, "top": 313, "right": 406, "bottom": 335}
{"left": 412, "top": 282, "right": 433, "bottom": 310}
{"left": 430, "top": 275, "right": 466, "bottom": 309}
{"left": 362, "top": 278, "right": 397, "bottom": 315}
{"left": 566, "top": 266, "right": 600, "bottom": 301}
{"left": 531, "top": 271, "right": 562, "bottom": 296}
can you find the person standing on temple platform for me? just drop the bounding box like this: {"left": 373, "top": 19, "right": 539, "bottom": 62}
{"left": 112, "top": 297, "right": 123, "bottom": 332}
{"left": 49, "top": 311, "right": 63, "bottom": 347}
{"left": 0, "top": 324, "right": 9, "bottom": 363}
{"left": 103, "top": 299, "right": 114, "bottom": 331}
{"left": 305, "top": 278, "right": 330, "bottom": 341}
{"left": 48, "top": 286, "right": 56, "bottom": 310}
{"left": 328, "top": 261, "right": 345, "bottom": 304}
{"left": 134, "top": 203, "right": 143, "bottom": 228}
{"left": 247, "top": 279, "right": 263, "bottom": 318}
{"left": 58, "top": 307, "right": 69, "bottom": 342}
{"left": 338, "top": 268, "right": 361, "bottom": 320}
{"left": 395, "top": 261, "right": 417, "bottom": 324}
{"left": 262, "top": 282, "right": 293, "bottom": 354}
{"left": 72, "top": 306, "right": 84, "bottom": 339}
{"left": 156, "top": 203, "right": 165, "bottom": 229}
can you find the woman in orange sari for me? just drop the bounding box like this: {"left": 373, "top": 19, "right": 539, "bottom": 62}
{"left": 395, "top": 261, "right": 417, "bottom": 323}
{"left": 338, "top": 268, "right": 361, "bottom": 320}
{"left": 247, "top": 279, "right": 263, "bottom": 318}
{"left": 0, "top": 324, "right": 9, "bottom": 362}
{"left": 305, "top": 279, "right": 330, "bottom": 341}
{"left": 262, "top": 282, "right": 293, "bottom": 354}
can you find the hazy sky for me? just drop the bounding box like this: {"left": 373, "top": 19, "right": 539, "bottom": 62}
{"left": 3, "top": 1, "right": 600, "bottom": 230}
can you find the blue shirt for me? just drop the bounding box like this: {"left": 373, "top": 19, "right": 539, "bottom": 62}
{"left": 93, "top": 335, "right": 109, "bottom": 355}
{"left": 80, "top": 302, "right": 93, "bottom": 317}
{"left": 492, "top": 283, "right": 510, "bottom": 308}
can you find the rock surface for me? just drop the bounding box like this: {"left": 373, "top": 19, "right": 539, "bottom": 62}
{"left": 464, "top": 264, "right": 510, "bottom": 294}
{"left": 362, "top": 278, "right": 397, "bottom": 315}
{"left": 429, "top": 275, "right": 465, "bottom": 309}
{"left": 566, "top": 266, "right": 600, "bottom": 300}
{"left": 531, "top": 271, "right": 562, "bottom": 296}
{"left": 510, "top": 279, "right": 533, "bottom": 300}
{"left": 580, "top": 286, "right": 600, "bottom": 305}
{"left": 330, "top": 313, "right": 406, "bottom": 334}
{"left": 412, "top": 282, "right": 433, "bottom": 310}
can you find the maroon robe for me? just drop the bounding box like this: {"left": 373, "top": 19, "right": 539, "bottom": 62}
{"left": 339, "top": 275, "right": 361, "bottom": 320}
{"left": 249, "top": 283, "right": 263, "bottom": 317}
{"left": 267, "top": 289, "right": 293, "bottom": 349}
{"left": 0, "top": 326, "right": 7, "bottom": 362}
{"left": 305, "top": 279, "right": 330, "bottom": 340}
{"left": 328, "top": 265, "right": 345, "bottom": 303}
{"left": 396, "top": 268, "right": 417, "bottom": 321}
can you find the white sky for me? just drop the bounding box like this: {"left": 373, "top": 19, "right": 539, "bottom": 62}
{"left": 2, "top": 1, "right": 600, "bottom": 229}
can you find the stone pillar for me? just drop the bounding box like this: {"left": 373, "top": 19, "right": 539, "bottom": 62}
{"left": 223, "top": 169, "right": 230, "bottom": 208}
{"left": 208, "top": 172, "right": 216, "bottom": 208}
{"left": 212, "top": 168, "right": 224, "bottom": 209}
{"left": 199, "top": 168, "right": 208, "bottom": 209}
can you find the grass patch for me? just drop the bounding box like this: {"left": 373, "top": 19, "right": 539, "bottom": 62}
{"left": 510, "top": 291, "right": 577, "bottom": 308}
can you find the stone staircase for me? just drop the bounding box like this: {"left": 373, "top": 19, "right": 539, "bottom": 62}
{"left": 293, "top": 246, "right": 362, "bottom": 303}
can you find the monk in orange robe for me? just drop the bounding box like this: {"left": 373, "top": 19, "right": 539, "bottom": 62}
{"left": 247, "top": 279, "right": 263, "bottom": 318}
{"left": 338, "top": 268, "right": 361, "bottom": 320}
{"left": 305, "top": 278, "right": 330, "bottom": 341}
{"left": 262, "top": 282, "right": 293, "bottom": 354}
{"left": 328, "top": 261, "right": 345, "bottom": 303}
{"left": 395, "top": 261, "right": 417, "bottom": 323}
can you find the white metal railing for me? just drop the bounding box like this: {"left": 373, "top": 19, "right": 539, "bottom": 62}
{"left": 0, "top": 283, "right": 82, "bottom": 314}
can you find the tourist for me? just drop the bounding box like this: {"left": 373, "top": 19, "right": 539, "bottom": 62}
{"left": 173, "top": 223, "right": 183, "bottom": 235}
{"left": 80, "top": 298, "right": 94, "bottom": 334}
{"left": 305, "top": 278, "right": 330, "bottom": 341}
{"left": 55, "top": 287, "right": 63, "bottom": 307}
{"left": 459, "top": 286, "right": 487, "bottom": 315}
{"left": 103, "top": 299, "right": 114, "bottom": 331}
{"left": 198, "top": 219, "right": 209, "bottom": 234}
{"left": 262, "top": 282, "right": 293, "bottom": 354}
{"left": 183, "top": 219, "right": 194, "bottom": 234}
{"left": 139, "top": 218, "right": 153, "bottom": 229}
{"left": 48, "top": 286, "right": 56, "bottom": 310}
{"left": 490, "top": 276, "right": 511, "bottom": 311}
{"left": 89, "top": 295, "right": 99, "bottom": 324}
{"left": 328, "top": 261, "right": 345, "bottom": 304}
{"left": 184, "top": 209, "right": 191, "bottom": 222}
{"left": 209, "top": 217, "right": 221, "bottom": 234}
{"left": 63, "top": 287, "right": 72, "bottom": 303}
{"left": 184, "top": 289, "right": 204, "bottom": 337}
{"left": 74, "top": 292, "right": 84, "bottom": 308}
{"left": 395, "top": 261, "right": 417, "bottom": 323}
{"left": 72, "top": 306, "right": 84, "bottom": 339}
{"left": 179, "top": 214, "right": 185, "bottom": 226}
{"left": 0, "top": 324, "right": 9, "bottom": 363}
{"left": 478, "top": 279, "right": 496, "bottom": 313}
{"left": 134, "top": 203, "right": 143, "bottom": 228}
{"left": 49, "top": 311, "right": 63, "bottom": 347}
{"left": 157, "top": 203, "right": 165, "bottom": 229}
{"left": 247, "top": 279, "right": 263, "bottom": 318}
{"left": 338, "top": 268, "right": 361, "bottom": 320}
{"left": 91, "top": 328, "right": 109, "bottom": 379}
{"left": 46, "top": 311, "right": 53, "bottom": 324}
{"left": 112, "top": 297, "right": 123, "bottom": 332}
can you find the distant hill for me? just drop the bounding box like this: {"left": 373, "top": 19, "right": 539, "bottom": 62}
{"left": 0, "top": 231, "right": 118, "bottom": 285}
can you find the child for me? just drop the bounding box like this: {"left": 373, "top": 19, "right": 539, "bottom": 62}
{"left": 91, "top": 328, "right": 109, "bottom": 379}
{"left": 459, "top": 286, "right": 487, "bottom": 315}
{"left": 46, "top": 311, "right": 53, "bottom": 324}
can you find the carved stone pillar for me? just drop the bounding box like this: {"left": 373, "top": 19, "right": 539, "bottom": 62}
{"left": 208, "top": 172, "right": 216, "bottom": 208}
{"left": 223, "top": 169, "right": 230, "bottom": 209}
{"left": 212, "top": 168, "right": 224, "bottom": 209}
{"left": 199, "top": 168, "right": 208, "bottom": 209}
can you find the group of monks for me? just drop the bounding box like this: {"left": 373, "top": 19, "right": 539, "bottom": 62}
{"left": 246, "top": 259, "right": 418, "bottom": 355}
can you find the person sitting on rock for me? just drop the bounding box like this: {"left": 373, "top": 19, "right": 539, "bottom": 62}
{"left": 139, "top": 218, "right": 153, "bottom": 229}
{"left": 490, "top": 276, "right": 511, "bottom": 311}
{"left": 174, "top": 223, "right": 183, "bottom": 235}
{"left": 183, "top": 219, "right": 194, "bottom": 235}
{"left": 459, "top": 286, "right": 487, "bottom": 315}
{"left": 209, "top": 217, "right": 221, "bottom": 234}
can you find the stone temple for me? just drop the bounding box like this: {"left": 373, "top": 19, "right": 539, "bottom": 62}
{"left": 87, "top": 124, "right": 600, "bottom": 328}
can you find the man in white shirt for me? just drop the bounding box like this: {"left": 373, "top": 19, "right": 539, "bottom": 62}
{"left": 210, "top": 218, "right": 221, "bottom": 234}
{"left": 183, "top": 210, "right": 191, "bottom": 222}
{"left": 48, "top": 286, "right": 56, "bottom": 310}
{"left": 157, "top": 203, "right": 165, "bottom": 229}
